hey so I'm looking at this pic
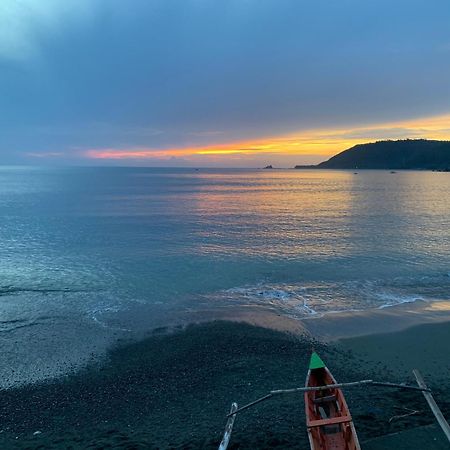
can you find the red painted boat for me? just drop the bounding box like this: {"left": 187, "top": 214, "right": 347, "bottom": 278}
{"left": 305, "top": 352, "right": 361, "bottom": 450}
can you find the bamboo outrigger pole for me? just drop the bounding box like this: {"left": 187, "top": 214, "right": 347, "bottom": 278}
{"left": 219, "top": 403, "right": 238, "bottom": 450}
{"left": 227, "top": 379, "right": 431, "bottom": 417}
{"left": 413, "top": 369, "right": 450, "bottom": 444}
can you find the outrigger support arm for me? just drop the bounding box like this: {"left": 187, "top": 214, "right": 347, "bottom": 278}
{"left": 227, "top": 379, "right": 432, "bottom": 417}
{"left": 370, "top": 380, "right": 432, "bottom": 392}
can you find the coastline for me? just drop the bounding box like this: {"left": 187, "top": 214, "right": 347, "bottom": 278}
{"left": 301, "top": 299, "right": 450, "bottom": 340}
{"left": 182, "top": 297, "right": 450, "bottom": 341}
{"left": 1, "top": 306, "right": 450, "bottom": 448}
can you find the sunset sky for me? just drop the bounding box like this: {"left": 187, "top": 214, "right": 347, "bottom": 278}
{"left": 1, "top": 0, "right": 450, "bottom": 167}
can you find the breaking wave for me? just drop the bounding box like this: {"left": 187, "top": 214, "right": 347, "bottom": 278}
{"left": 213, "top": 273, "right": 450, "bottom": 319}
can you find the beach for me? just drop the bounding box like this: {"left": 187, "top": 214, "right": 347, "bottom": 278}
{"left": 1, "top": 307, "right": 449, "bottom": 449}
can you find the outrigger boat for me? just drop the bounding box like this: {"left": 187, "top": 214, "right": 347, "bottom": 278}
{"left": 218, "top": 352, "right": 450, "bottom": 449}
{"left": 305, "top": 352, "right": 360, "bottom": 450}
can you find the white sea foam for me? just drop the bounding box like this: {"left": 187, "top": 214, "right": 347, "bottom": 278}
{"left": 375, "top": 292, "right": 424, "bottom": 309}
{"left": 220, "top": 274, "right": 450, "bottom": 319}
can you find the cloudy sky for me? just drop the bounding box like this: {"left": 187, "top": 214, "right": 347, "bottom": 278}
{"left": 1, "top": 0, "right": 450, "bottom": 167}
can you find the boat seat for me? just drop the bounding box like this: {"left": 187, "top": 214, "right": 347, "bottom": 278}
{"left": 307, "top": 415, "right": 352, "bottom": 428}
{"left": 313, "top": 394, "right": 336, "bottom": 404}
{"left": 318, "top": 406, "right": 329, "bottom": 420}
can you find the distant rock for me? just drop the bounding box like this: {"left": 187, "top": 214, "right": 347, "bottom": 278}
{"left": 295, "top": 139, "right": 450, "bottom": 170}
{"left": 263, "top": 165, "right": 273, "bottom": 169}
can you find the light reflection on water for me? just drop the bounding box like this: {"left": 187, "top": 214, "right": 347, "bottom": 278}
{"left": 0, "top": 167, "right": 449, "bottom": 385}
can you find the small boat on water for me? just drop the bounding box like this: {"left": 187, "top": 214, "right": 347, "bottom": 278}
{"left": 305, "top": 352, "right": 361, "bottom": 450}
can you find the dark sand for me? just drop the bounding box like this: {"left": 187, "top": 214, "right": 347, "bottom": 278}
{"left": 338, "top": 321, "right": 450, "bottom": 449}
{"left": 1, "top": 319, "right": 449, "bottom": 449}
{"left": 338, "top": 320, "right": 450, "bottom": 382}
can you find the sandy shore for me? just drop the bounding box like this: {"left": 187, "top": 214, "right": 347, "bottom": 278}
{"left": 183, "top": 298, "right": 450, "bottom": 341}
{"left": 0, "top": 305, "right": 449, "bottom": 449}
{"left": 302, "top": 299, "right": 450, "bottom": 340}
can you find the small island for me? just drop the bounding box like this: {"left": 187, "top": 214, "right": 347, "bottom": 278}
{"left": 295, "top": 139, "right": 450, "bottom": 170}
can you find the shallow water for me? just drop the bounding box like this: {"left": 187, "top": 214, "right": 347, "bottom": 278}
{"left": 1, "top": 166, "right": 449, "bottom": 386}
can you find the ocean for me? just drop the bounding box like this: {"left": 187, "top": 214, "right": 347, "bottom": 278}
{"left": 1, "top": 166, "right": 449, "bottom": 387}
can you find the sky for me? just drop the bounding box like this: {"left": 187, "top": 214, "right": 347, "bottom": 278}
{"left": 1, "top": 0, "right": 450, "bottom": 167}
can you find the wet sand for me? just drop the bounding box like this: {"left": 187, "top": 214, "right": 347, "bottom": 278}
{"left": 0, "top": 312, "right": 449, "bottom": 449}
{"left": 302, "top": 299, "right": 450, "bottom": 340}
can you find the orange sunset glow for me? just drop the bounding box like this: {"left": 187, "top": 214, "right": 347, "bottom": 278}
{"left": 84, "top": 113, "right": 450, "bottom": 162}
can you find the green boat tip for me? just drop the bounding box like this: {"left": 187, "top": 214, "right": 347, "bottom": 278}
{"left": 309, "top": 352, "right": 326, "bottom": 370}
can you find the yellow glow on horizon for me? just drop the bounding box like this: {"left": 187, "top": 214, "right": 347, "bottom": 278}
{"left": 196, "top": 149, "right": 253, "bottom": 155}
{"left": 83, "top": 112, "right": 450, "bottom": 160}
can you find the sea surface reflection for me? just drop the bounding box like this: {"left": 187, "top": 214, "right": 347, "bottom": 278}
{"left": 1, "top": 167, "right": 449, "bottom": 385}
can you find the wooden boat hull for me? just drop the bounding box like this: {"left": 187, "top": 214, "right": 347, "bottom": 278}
{"left": 305, "top": 353, "right": 361, "bottom": 450}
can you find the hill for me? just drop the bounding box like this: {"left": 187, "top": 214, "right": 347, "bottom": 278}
{"left": 295, "top": 139, "right": 450, "bottom": 170}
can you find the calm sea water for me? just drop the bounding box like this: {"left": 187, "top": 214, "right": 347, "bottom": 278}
{"left": 1, "top": 166, "right": 450, "bottom": 386}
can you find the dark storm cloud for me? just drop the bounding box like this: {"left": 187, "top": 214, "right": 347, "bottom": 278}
{"left": 1, "top": 0, "right": 450, "bottom": 163}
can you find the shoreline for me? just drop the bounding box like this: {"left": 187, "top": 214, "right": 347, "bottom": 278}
{"left": 301, "top": 299, "right": 450, "bottom": 340}
{"left": 181, "top": 298, "right": 450, "bottom": 341}
{"left": 1, "top": 304, "right": 450, "bottom": 448}
{"left": 4, "top": 296, "right": 448, "bottom": 392}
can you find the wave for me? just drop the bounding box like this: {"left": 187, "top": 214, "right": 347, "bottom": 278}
{"left": 0, "top": 316, "right": 65, "bottom": 333}
{"left": 217, "top": 273, "right": 450, "bottom": 319}
{"left": 0, "top": 283, "right": 126, "bottom": 331}
{"left": 0, "top": 285, "right": 89, "bottom": 296}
